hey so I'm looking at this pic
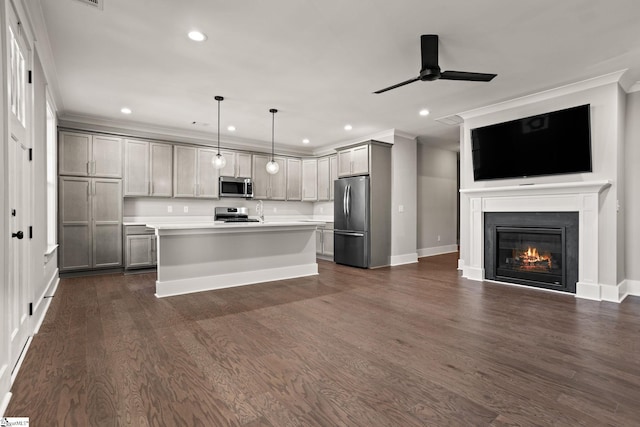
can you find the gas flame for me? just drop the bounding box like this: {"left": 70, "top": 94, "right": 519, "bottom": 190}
{"left": 515, "top": 246, "right": 552, "bottom": 271}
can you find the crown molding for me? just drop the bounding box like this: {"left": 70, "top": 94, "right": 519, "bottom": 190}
{"left": 458, "top": 70, "right": 629, "bottom": 120}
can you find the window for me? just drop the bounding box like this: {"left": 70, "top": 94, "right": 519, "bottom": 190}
{"left": 46, "top": 98, "right": 57, "bottom": 254}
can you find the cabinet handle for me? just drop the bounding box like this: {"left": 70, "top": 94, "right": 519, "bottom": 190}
{"left": 87, "top": 161, "right": 91, "bottom": 175}
{"left": 150, "top": 182, "right": 153, "bottom": 195}
{"left": 92, "top": 161, "right": 96, "bottom": 175}
{"left": 87, "top": 183, "right": 90, "bottom": 200}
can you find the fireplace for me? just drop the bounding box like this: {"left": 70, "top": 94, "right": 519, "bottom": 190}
{"left": 484, "top": 212, "right": 578, "bottom": 293}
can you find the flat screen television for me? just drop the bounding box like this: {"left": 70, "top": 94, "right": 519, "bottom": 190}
{"left": 471, "top": 104, "right": 592, "bottom": 181}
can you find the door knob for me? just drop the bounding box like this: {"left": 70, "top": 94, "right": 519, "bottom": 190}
{"left": 12, "top": 231, "right": 24, "bottom": 239}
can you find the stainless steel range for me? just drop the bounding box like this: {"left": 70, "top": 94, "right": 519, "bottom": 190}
{"left": 214, "top": 207, "right": 259, "bottom": 223}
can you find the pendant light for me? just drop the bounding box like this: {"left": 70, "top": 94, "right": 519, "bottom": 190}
{"left": 212, "top": 95, "right": 226, "bottom": 169}
{"left": 266, "top": 108, "right": 280, "bottom": 174}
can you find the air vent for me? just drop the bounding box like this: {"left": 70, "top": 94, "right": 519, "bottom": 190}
{"left": 435, "top": 114, "right": 463, "bottom": 126}
{"left": 73, "top": 0, "right": 104, "bottom": 10}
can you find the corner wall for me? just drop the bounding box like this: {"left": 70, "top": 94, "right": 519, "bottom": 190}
{"left": 625, "top": 90, "right": 640, "bottom": 281}
{"left": 390, "top": 134, "right": 418, "bottom": 265}
{"left": 416, "top": 144, "right": 458, "bottom": 257}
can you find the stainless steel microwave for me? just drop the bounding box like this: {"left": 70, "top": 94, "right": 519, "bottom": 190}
{"left": 219, "top": 176, "right": 253, "bottom": 199}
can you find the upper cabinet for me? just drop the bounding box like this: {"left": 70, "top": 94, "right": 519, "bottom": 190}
{"left": 337, "top": 144, "right": 369, "bottom": 177}
{"left": 218, "top": 150, "right": 253, "bottom": 178}
{"left": 317, "top": 157, "right": 330, "bottom": 201}
{"left": 286, "top": 158, "right": 302, "bottom": 201}
{"left": 173, "top": 146, "right": 220, "bottom": 198}
{"left": 59, "top": 131, "right": 122, "bottom": 178}
{"left": 329, "top": 154, "right": 338, "bottom": 201}
{"left": 302, "top": 159, "right": 318, "bottom": 201}
{"left": 124, "top": 139, "right": 173, "bottom": 197}
{"left": 253, "top": 154, "right": 286, "bottom": 200}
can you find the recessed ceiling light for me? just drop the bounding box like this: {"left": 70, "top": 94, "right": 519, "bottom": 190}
{"left": 227, "top": 125, "right": 236, "bottom": 131}
{"left": 188, "top": 31, "right": 207, "bottom": 42}
{"left": 121, "top": 107, "right": 132, "bottom": 114}
{"left": 302, "top": 138, "right": 310, "bottom": 144}
{"left": 344, "top": 124, "right": 353, "bottom": 131}
{"left": 419, "top": 109, "right": 430, "bottom": 116}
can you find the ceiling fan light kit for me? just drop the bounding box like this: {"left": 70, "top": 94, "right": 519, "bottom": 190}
{"left": 212, "top": 95, "right": 227, "bottom": 169}
{"left": 266, "top": 108, "right": 280, "bottom": 175}
{"left": 374, "top": 34, "right": 497, "bottom": 94}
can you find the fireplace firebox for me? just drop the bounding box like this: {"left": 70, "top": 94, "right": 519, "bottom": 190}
{"left": 484, "top": 212, "right": 578, "bottom": 293}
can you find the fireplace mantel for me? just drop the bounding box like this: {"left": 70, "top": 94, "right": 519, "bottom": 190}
{"left": 460, "top": 180, "right": 615, "bottom": 301}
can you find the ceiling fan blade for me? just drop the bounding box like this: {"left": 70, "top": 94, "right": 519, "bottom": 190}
{"left": 440, "top": 70, "right": 497, "bottom": 82}
{"left": 373, "top": 77, "right": 420, "bottom": 94}
{"left": 420, "top": 34, "right": 439, "bottom": 69}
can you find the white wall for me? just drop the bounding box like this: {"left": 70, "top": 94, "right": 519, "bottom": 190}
{"left": 625, "top": 90, "right": 640, "bottom": 281}
{"left": 459, "top": 75, "right": 626, "bottom": 289}
{"left": 390, "top": 134, "right": 417, "bottom": 264}
{"left": 416, "top": 144, "right": 458, "bottom": 257}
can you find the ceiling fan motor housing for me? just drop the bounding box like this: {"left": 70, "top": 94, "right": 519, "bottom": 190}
{"left": 419, "top": 67, "right": 441, "bottom": 81}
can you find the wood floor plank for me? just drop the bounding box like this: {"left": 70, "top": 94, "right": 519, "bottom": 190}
{"left": 6, "top": 254, "right": 640, "bottom": 426}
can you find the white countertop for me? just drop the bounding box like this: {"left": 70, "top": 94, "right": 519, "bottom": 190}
{"left": 147, "top": 220, "right": 326, "bottom": 230}
{"left": 124, "top": 215, "right": 333, "bottom": 226}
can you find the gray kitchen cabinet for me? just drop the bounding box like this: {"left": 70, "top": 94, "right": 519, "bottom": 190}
{"left": 316, "top": 223, "right": 334, "bottom": 260}
{"left": 286, "top": 158, "right": 302, "bottom": 201}
{"left": 59, "top": 176, "right": 122, "bottom": 271}
{"left": 329, "top": 154, "right": 338, "bottom": 201}
{"left": 59, "top": 130, "right": 122, "bottom": 178}
{"left": 252, "top": 154, "right": 287, "bottom": 200}
{"left": 219, "top": 150, "right": 253, "bottom": 178}
{"left": 317, "top": 156, "right": 330, "bottom": 201}
{"left": 337, "top": 144, "right": 369, "bottom": 177}
{"left": 174, "top": 145, "right": 219, "bottom": 198}
{"left": 125, "top": 139, "right": 173, "bottom": 197}
{"left": 302, "top": 158, "right": 318, "bottom": 201}
{"left": 124, "top": 225, "right": 156, "bottom": 269}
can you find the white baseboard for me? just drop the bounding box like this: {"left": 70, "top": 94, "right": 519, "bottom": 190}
{"left": 417, "top": 244, "right": 458, "bottom": 258}
{"left": 1, "top": 391, "right": 12, "bottom": 417}
{"left": 462, "top": 265, "right": 484, "bottom": 281}
{"left": 576, "top": 280, "right": 630, "bottom": 303}
{"left": 627, "top": 279, "right": 640, "bottom": 296}
{"left": 156, "top": 263, "right": 318, "bottom": 298}
{"left": 390, "top": 253, "right": 418, "bottom": 266}
{"left": 33, "top": 270, "right": 60, "bottom": 334}
{"left": 457, "top": 258, "right": 465, "bottom": 271}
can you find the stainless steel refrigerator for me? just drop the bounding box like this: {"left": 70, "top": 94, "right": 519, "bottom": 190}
{"left": 334, "top": 176, "right": 370, "bottom": 268}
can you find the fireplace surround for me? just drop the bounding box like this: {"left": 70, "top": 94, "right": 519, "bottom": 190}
{"left": 484, "top": 212, "right": 579, "bottom": 293}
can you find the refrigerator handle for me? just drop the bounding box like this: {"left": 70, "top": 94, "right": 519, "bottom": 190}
{"left": 343, "top": 184, "right": 347, "bottom": 217}
{"left": 346, "top": 184, "right": 351, "bottom": 217}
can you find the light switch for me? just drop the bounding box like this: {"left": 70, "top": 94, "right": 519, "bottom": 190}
{"left": 398, "top": 205, "right": 404, "bottom": 213}
{"left": 167, "top": 205, "right": 173, "bottom": 213}
{"left": 183, "top": 206, "right": 189, "bottom": 213}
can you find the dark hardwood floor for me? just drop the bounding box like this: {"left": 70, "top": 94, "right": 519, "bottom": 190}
{"left": 7, "top": 253, "right": 640, "bottom": 426}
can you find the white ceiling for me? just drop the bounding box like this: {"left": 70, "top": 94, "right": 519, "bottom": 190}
{"left": 36, "top": 0, "right": 640, "bottom": 153}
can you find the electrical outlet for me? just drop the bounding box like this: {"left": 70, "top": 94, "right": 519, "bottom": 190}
{"left": 320, "top": 207, "right": 324, "bottom": 213}
{"left": 437, "top": 235, "right": 441, "bottom": 242}
{"left": 398, "top": 205, "right": 404, "bottom": 213}
{"left": 273, "top": 207, "right": 277, "bottom": 213}
{"left": 183, "top": 206, "right": 189, "bottom": 213}
{"left": 167, "top": 205, "right": 173, "bottom": 213}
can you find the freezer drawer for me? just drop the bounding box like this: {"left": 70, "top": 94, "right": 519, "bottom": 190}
{"left": 334, "top": 230, "right": 368, "bottom": 268}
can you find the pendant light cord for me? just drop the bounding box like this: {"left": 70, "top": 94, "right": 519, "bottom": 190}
{"left": 215, "top": 95, "right": 224, "bottom": 156}
{"left": 271, "top": 111, "right": 275, "bottom": 161}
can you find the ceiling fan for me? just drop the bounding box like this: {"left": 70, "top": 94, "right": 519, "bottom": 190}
{"left": 374, "top": 34, "right": 497, "bottom": 94}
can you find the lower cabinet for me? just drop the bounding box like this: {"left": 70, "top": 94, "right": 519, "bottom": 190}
{"left": 124, "top": 225, "right": 157, "bottom": 270}
{"left": 59, "top": 176, "right": 122, "bottom": 271}
{"left": 316, "top": 223, "right": 334, "bottom": 260}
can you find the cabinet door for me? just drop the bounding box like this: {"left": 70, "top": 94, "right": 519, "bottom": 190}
{"left": 286, "top": 158, "right": 302, "bottom": 201}
{"left": 124, "top": 139, "right": 150, "bottom": 196}
{"left": 302, "top": 159, "right": 318, "bottom": 201}
{"left": 59, "top": 131, "right": 91, "bottom": 176}
{"left": 217, "top": 149, "right": 237, "bottom": 177}
{"left": 316, "top": 229, "right": 323, "bottom": 255}
{"left": 351, "top": 145, "right": 369, "bottom": 175}
{"left": 317, "top": 157, "right": 330, "bottom": 201}
{"left": 59, "top": 176, "right": 92, "bottom": 270}
{"left": 329, "top": 155, "right": 338, "bottom": 201}
{"left": 126, "top": 235, "right": 154, "bottom": 268}
{"left": 173, "top": 146, "right": 197, "bottom": 197}
{"left": 93, "top": 135, "right": 123, "bottom": 178}
{"left": 150, "top": 143, "right": 173, "bottom": 197}
{"left": 323, "top": 229, "right": 334, "bottom": 258}
{"left": 197, "top": 148, "right": 219, "bottom": 198}
{"left": 270, "top": 156, "right": 287, "bottom": 200}
{"left": 93, "top": 178, "right": 122, "bottom": 268}
{"left": 337, "top": 150, "right": 352, "bottom": 177}
{"left": 236, "top": 152, "right": 253, "bottom": 178}
{"left": 252, "top": 154, "right": 270, "bottom": 199}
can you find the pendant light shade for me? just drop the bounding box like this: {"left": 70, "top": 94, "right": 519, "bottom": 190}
{"left": 212, "top": 95, "right": 226, "bottom": 169}
{"left": 266, "top": 108, "right": 279, "bottom": 175}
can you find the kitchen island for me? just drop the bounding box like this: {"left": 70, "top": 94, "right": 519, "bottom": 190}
{"left": 146, "top": 220, "right": 324, "bottom": 297}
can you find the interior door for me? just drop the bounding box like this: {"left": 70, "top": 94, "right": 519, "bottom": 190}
{"left": 7, "top": 5, "right": 33, "bottom": 375}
